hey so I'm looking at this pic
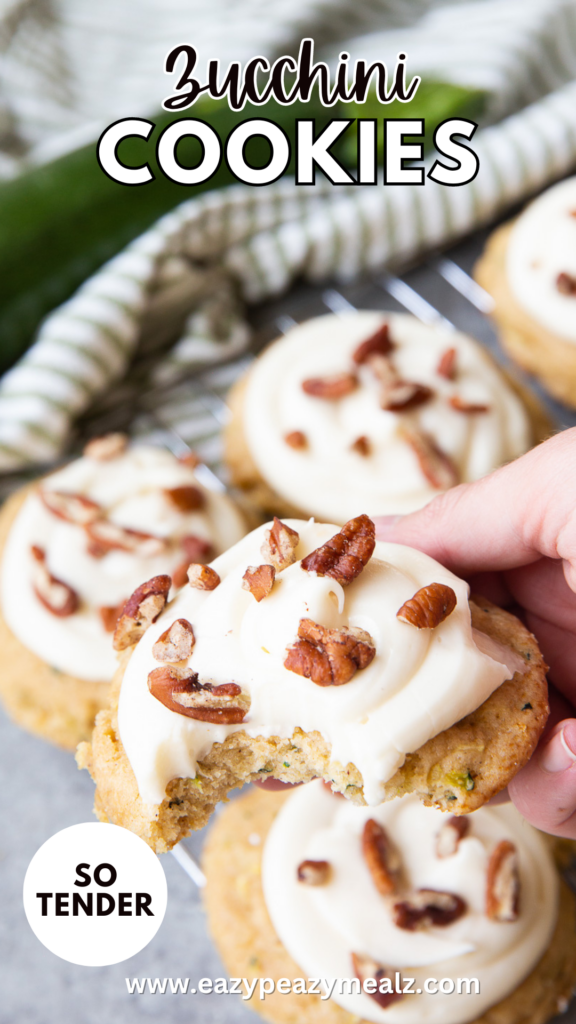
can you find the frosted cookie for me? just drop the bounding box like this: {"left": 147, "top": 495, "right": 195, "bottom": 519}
{"left": 0, "top": 436, "right": 246, "bottom": 749}
{"left": 223, "top": 312, "right": 550, "bottom": 524}
{"left": 476, "top": 176, "right": 576, "bottom": 408}
{"left": 78, "top": 515, "right": 548, "bottom": 852}
{"left": 203, "top": 783, "right": 576, "bottom": 1024}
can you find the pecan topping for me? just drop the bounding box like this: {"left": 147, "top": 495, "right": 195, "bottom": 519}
{"left": 285, "top": 618, "right": 375, "bottom": 686}
{"left": 402, "top": 428, "right": 459, "bottom": 489}
{"left": 352, "top": 323, "right": 393, "bottom": 364}
{"left": 436, "top": 816, "right": 469, "bottom": 858}
{"left": 172, "top": 536, "right": 214, "bottom": 588}
{"left": 83, "top": 433, "right": 128, "bottom": 460}
{"left": 301, "top": 373, "right": 357, "bottom": 399}
{"left": 148, "top": 667, "right": 248, "bottom": 723}
{"left": 30, "top": 545, "right": 79, "bottom": 618}
{"left": 368, "top": 354, "right": 434, "bottom": 411}
{"left": 351, "top": 952, "right": 403, "bottom": 1009}
{"left": 85, "top": 519, "right": 167, "bottom": 558}
{"left": 187, "top": 563, "right": 221, "bottom": 590}
{"left": 556, "top": 271, "right": 576, "bottom": 295}
{"left": 164, "top": 485, "right": 206, "bottom": 512}
{"left": 113, "top": 575, "right": 171, "bottom": 651}
{"left": 284, "top": 430, "right": 307, "bottom": 449}
{"left": 297, "top": 860, "right": 331, "bottom": 885}
{"left": 362, "top": 818, "right": 400, "bottom": 896}
{"left": 449, "top": 395, "right": 489, "bottom": 414}
{"left": 242, "top": 564, "right": 275, "bottom": 602}
{"left": 393, "top": 889, "right": 467, "bottom": 930}
{"left": 351, "top": 435, "right": 371, "bottom": 457}
{"left": 261, "top": 517, "right": 299, "bottom": 572}
{"left": 437, "top": 347, "right": 457, "bottom": 380}
{"left": 397, "top": 582, "right": 457, "bottom": 629}
{"left": 301, "top": 514, "right": 375, "bottom": 585}
{"left": 152, "top": 618, "right": 195, "bottom": 663}
{"left": 40, "top": 490, "right": 102, "bottom": 526}
{"left": 178, "top": 450, "right": 201, "bottom": 468}
{"left": 98, "top": 602, "right": 125, "bottom": 633}
{"left": 486, "top": 840, "right": 520, "bottom": 921}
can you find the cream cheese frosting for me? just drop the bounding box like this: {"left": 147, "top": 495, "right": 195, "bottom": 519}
{"left": 0, "top": 444, "right": 246, "bottom": 682}
{"left": 262, "top": 782, "right": 558, "bottom": 1024}
{"left": 241, "top": 312, "right": 531, "bottom": 523}
{"left": 507, "top": 176, "right": 576, "bottom": 342}
{"left": 117, "top": 519, "right": 523, "bottom": 807}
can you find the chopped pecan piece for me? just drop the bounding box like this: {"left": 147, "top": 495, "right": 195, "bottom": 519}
{"left": 85, "top": 519, "right": 167, "bottom": 558}
{"left": 164, "top": 485, "right": 206, "bottom": 512}
{"left": 297, "top": 860, "right": 331, "bottom": 885}
{"left": 261, "top": 517, "right": 299, "bottom": 572}
{"left": 30, "top": 545, "right": 79, "bottom": 618}
{"left": 181, "top": 534, "right": 214, "bottom": 562}
{"left": 178, "top": 450, "right": 201, "bottom": 468}
{"left": 242, "top": 564, "right": 276, "bottom": 602}
{"left": 362, "top": 818, "right": 400, "bottom": 896}
{"left": 437, "top": 347, "right": 457, "bottom": 380}
{"left": 556, "top": 271, "right": 576, "bottom": 295}
{"left": 83, "top": 433, "right": 128, "bottom": 460}
{"left": 301, "top": 373, "right": 357, "bottom": 399}
{"left": 187, "top": 564, "right": 221, "bottom": 590}
{"left": 351, "top": 952, "right": 403, "bottom": 1009}
{"left": 284, "top": 430, "right": 307, "bottom": 449}
{"left": 99, "top": 602, "right": 125, "bottom": 633}
{"left": 301, "top": 514, "right": 375, "bottom": 585}
{"left": 352, "top": 323, "right": 393, "bottom": 364}
{"left": 285, "top": 618, "right": 375, "bottom": 686}
{"left": 152, "top": 618, "right": 195, "bottom": 663}
{"left": 148, "top": 667, "right": 248, "bottom": 723}
{"left": 40, "top": 490, "right": 102, "bottom": 526}
{"left": 113, "top": 575, "right": 171, "bottom": 651}
{"left": 486, "top": 840, "right": 520, "bottom": 921}
{"left": 172, "top": 562, "right": 190, "bottom": 589}
{"left": 393, "top": 889, "right": 467, "bottom": 930}
{"left": 368, "top": 354, "right": 433, "bottom": 411}
{"left": 436, "top": 816, "right": 469, "bottom": 858}
{"left": 449, "top": 395, "right": 489, "bottom": 414}
{"left": 397, "top": 582, "right": 457, "bottom": 629}
{"left": 402, "top": 428, "right": 459, "bottom": 489}
{"left": 351, "top": 435, "right": 371, "bottom": 457}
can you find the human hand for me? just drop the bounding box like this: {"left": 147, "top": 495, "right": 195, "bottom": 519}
{"left": 374, "top": 427, "right": 576, "bottom": 838}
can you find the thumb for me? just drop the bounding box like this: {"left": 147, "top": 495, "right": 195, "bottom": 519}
{"left": 508, "top": 719, "right": 576, "bottom": 838}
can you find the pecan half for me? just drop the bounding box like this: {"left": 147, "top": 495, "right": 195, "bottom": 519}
{"left": 242, "top": 564, "right": 275, "bottom": 601}
{"left": 152, "top": 618, "right": 195, "bottom": 663}
{"left": 351, "top": 435, "right": 371, "bottom": 457}
{"left": 30, "top": 545, "right": 79, "bottom": 617}
{"left": 99, "top": 602, "right": 125, "bottom": 633}
{"left": 148, "top": 667, "right": 248, "bottom": 723}
{"left": 297, "top": 860, "right": 331, "bottom": 885}
{"left": 284, "top": 618, "right": 375, "bottom": 686}
{"left": 556, "top": 271, "right": 576, "bottom": 295}
{"left": 436, "top": 816, "right": 469, "bottom": 858}
{"left": 351, "top": 952, "right": 403, "bottom": 1009}
{"left": 40, "top": 490, "right": 102, "bottom": 526}
{"left": 164, "top": 485, "right": 206, "bottom": 512}
{"left": 352, "top": 323, "right": 394, "bottom": 364}
{"left": 284, "top": 430, "right": 307, "bottom": 449}
{"left": 83, "top": 433, "right": 128, "bottom": 460}
{"left": 362, "top": 818, "right": 400, "bottom": 896}
{"left": 261, "top": 517, "right": 299, "bottom": 572}
{"left": 397, "top": 582, "right": 457, "bottom": 629}
{"left": 187, "top": 564, "right": 221, "bottom": 590}
{"left": 85, "top": 519, "right": 167, "bottom": 558}
{"left": 368, "top": 354, "right": 433, "bottom": 412}
{"left": 301, "top": 514, "right": 375, "bottom": 585}
{"left": 437, "top": 347, "right": 457, "bottom": 380}
{"left": 402, "top": 428, "right": 459, "bottom": 489}
{"left": 113, "top": 575, "right": 171, "bottom": 650}
{"left": 486, "top": 840, "right": 520, "bottom": 921}
{"left": 393, "top": 889, "right": 467, "bottom": 930}
{"left": 301, "top": 373, "right": 357, "bottom": 399}
{"left": 449, "top": 395, "right": 490, "bottom": 414}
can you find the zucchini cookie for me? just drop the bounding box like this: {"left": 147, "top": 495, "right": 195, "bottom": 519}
{"left": 224, "top": 312, "right": 550, "bottom": 524}
{"left": 475, "top": 176, "right": 576, "bottom": 408}
{"left": 203, "top": 783, "right": 576, "bottom": 1024}
{"left": 0, "top": 436, "right": 246, "bottom": 749}
{"left": 78, "top": 515, "right": 548, "bottom": 852}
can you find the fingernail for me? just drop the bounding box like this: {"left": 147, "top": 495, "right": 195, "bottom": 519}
{"left": 540, "top": 727, "right": 576, "bottom": 773}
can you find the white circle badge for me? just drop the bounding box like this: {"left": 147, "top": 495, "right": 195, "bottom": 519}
{"left": 23, "top": 822, "right": 167, "bottom": 966}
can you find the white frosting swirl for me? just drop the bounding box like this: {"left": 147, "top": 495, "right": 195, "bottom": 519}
{"left": 507, "top": 176, "right": 576, "bottom": 342}
{"left": 0, "top": 445, "right": 246, "bottom": 682}
{"left": 262, "top": 782, "right": 558, "bottom": 1024}
{"left": 241, "top": 313, "right": 531, "bottom": 523}
{"left": 117, "top": 520, "right": 523, "bottom": 806}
